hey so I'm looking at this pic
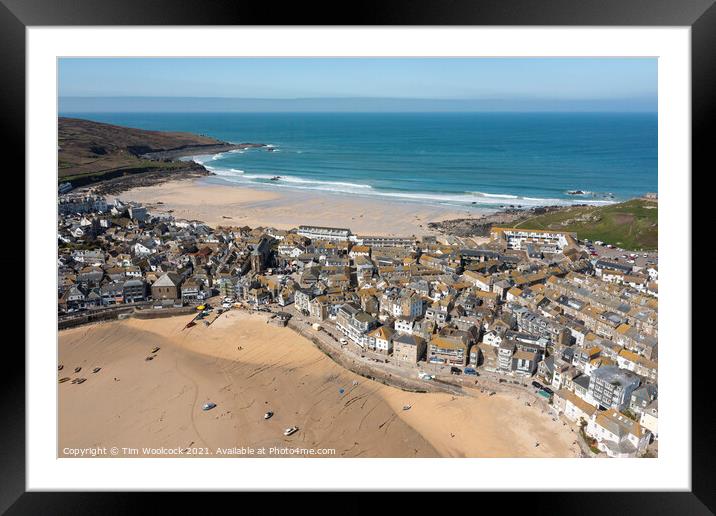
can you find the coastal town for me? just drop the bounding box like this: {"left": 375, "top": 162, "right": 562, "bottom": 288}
{"left": 58, "top": 188, "right": 659, "bottom": 458}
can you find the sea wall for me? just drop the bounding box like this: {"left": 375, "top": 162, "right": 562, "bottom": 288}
{"left": 58, "top": 303, "right": 194, "bottom": 330}
{"left": 58, "top": 305, "right": 138, "bottom": 330}
{"left": 131, "top": 306, "right": 196, "bottom": 319}
{"left": 286, "top": 319, "right": 461, "bottom": 396}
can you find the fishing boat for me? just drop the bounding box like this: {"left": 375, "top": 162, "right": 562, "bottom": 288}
{"left": 202, "top": 402, "right": 217, "bottom": 411}
{"left": 58, "top": 377, "right": 70, "bottom": 383}
{"left": 92, "top": 367, "right": 101, "bottom": 373}
{"left": 151, "top": 347, "right": 160, "bottom": 353}
{"left": 283, "top": 426, "right": 298, "bottom": 436}
{"left": 264, "top": 411, "right": 273, "bottom": 420}
{"left": 402, "top": 405, "right": 412, "bottom": 411}
{"left": 74, "top": 367, "right": 81, "bottom": 373}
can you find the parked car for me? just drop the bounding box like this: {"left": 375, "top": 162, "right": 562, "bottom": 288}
{"left": 531, "top": 381, "right": 543, "bottom": 389}
{"left": 463, "top": 367, "right": 478, "bottom": 376}
{"left": 450, "top": 366, "right": 462, "bottom": 375}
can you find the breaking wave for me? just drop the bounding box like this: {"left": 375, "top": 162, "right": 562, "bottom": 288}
{"left": 186, "top": 152, "right": 617, "bottom": 209}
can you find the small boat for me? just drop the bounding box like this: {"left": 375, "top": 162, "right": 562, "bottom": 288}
{"left": 74, "top": 367, "right": 81, "bottom": 373}
{"left": 185, "top": 321, "right": 196, "bottom": 329}
{"left": 59, "top": 377, "right": 70, "bottom": 383}
{"left": 269, "top": 176, "right": 281, "bottom": 181}
{"left": 92, "top": 367, "right": 101, "bottom": 373}
{"left": 196, "top": 305, "right": 206, "bottom": 311}
{"left": 264, "top": 411, "right": 273, "bottom": 420}
{"left": 283, "top": 426, "right": 298, "bottom": 436}
{"left": 145, "top": 356, "right": 154, "bottom": 361}
{"left": 202, "top": 402, "right": 217, "bottom": 411}
{"left": 58, "top": 365, "right": 63, "bottom": 371}
{"left": 151, "top": 347, "right": 160, "bottom": 353}
{"left": 402, "top": 405, "right": 412, "bottom": 411}
{"left": 75, "top": 378, "right": 87, "bottom": 384}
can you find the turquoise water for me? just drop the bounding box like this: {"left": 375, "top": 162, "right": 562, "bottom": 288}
{"left": 61, "top": 112, "right": 657, "bottom": 208}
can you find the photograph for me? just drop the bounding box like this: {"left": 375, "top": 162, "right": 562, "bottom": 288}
{"left": 56, "top": 57, "right": 659, "bottom": 460}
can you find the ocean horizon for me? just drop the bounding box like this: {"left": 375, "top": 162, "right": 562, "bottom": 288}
{"left": 60, "top": 111, "right": 657, "bottom": 209}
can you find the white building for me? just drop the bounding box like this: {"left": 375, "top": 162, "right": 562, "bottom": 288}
{"left": 394, "top": 317, "right": 418, "bottom": 335}
{"left": 352, "top": 235, "right": 414, "bottom": 248}
{"left": 367, "top": 326, "right": 395, "bottom": 354}
{"left": 554, "top": 388, "right": 597, "bottom": 424}
{"left": 490, "top": 227, "right": 575, "bottom": 252}
{"left": 639, "top": 400, "right": 658, "bottom": 439}
{"left": 586, "top": 409, "right": 651, "bottom": 458}
{"left": 482, "top": 330, "right": 503, "bottom": 347}
{"left": 297, "top": 225, "right": 351, "bottom": 242}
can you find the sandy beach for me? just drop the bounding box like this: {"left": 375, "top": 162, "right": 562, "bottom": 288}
{"left": 113, "top": 178, "right": 487, "bottom": 236}
{"left": 59, "top": 311, "right": 580, "bottom": 458}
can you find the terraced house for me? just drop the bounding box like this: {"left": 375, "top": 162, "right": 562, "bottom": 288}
{"left": 428, "top": 334, "right": 470, "bottom": 366}
{"left": 336, "top": 303, "right": 378, "bottom": 347}
{"left": 586, "top": 409, "right": 651, "bottom": 458}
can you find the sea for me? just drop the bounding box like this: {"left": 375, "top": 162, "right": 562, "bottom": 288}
{"left": 60, "top": 112, "right": 657, "bottom": 209}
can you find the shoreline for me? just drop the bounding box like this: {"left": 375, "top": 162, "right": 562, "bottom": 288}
{"left": 113, "top": 177, "right": 493, "bottom": 237}
{"left": 113, "top": 175, "right": 600, "bottom": 238}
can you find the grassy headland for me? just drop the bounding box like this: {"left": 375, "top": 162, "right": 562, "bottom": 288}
{"left": 58, "top": 117, "right": 264, "bottom": 192}
{"left": 513, "top": 198, "right": 658, "bottom": 250}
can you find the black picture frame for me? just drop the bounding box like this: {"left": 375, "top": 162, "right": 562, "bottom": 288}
{"left": 2, "top": 0, "right": 708, "bottom": 512}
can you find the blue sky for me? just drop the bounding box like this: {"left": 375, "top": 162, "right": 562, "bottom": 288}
{"left": 59, "top": 57, "right": 657, "bottom": 112}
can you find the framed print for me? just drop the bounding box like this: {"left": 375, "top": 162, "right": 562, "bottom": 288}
{"left": 2, "top": 0, "right": 711, "bottom": 512}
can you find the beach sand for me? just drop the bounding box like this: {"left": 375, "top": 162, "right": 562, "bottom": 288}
{"left": 113, "top": 178, "right": 486, "bottom": 236}
{"left": 58, "top": 311, "right": 580, "bottom": 458}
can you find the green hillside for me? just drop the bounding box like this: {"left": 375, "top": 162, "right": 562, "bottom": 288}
{"left": 57, "top": 117, "right": 238, "bottom": 187}
{"left": 513, "top": 198, "right": 658, "bottom": 250}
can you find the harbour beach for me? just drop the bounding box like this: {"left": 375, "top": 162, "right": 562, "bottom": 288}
{"left": 58, "top": 310, "right": 581, "bottom": 458}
